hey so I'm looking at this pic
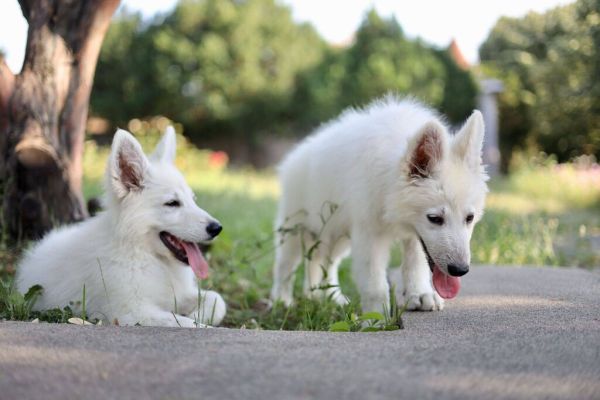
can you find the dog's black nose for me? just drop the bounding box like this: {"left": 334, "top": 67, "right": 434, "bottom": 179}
{"left": 447, "top": 263, "right": 469, "bottom": 277}
{"left": 206, "top": 222, "right": 222, "bottom": 238}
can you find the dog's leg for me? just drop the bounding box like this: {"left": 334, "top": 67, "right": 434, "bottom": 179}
{"left": 320, "top": 238, "right": 351, "bottom": 305}
{"left": 303, "top": 247, "right": 325, "bottom": 300}
{"left": 401, "top": 236, "right": 444, "bottom": 311}
{"left": 187, "top": 290, "right": 227, "bottom": 326}
{"left": 323, "top": 256, "right": 349, "bottom": 305}
{"left": 352, "top": 231, "right": 391, "bottom": 315}
{"left": 119, "top": 305, "right": 199, "bottom": 328}
{"left": 303, "top": 239, "right": 349, "bottom": 305}
{"left": 303, "top": 258, "right": 350, "bottom": 306}
{"left": 271, "top": 233, "right": 302, "bottom": 306}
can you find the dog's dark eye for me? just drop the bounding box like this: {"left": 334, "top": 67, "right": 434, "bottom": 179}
{"left": 427, "top": 215, "right": 444, "bottom": 225}
{"left": 164, "top": 200, "right": 181, "bottom": 207}
{"left": 466, "top": 214, "right": 474, "bottom": 224}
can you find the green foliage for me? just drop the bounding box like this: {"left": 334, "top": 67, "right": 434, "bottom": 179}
{"left": 290, "top": 48, "right": 348, "bottom": 127}
{"left": 329, "top": 312, "right": 402, "bottom": 333}
{"left": 92, "top": 3, "right": 477, "bottom": 142}
{"left": 0, "top": 277, "right": 78, "bottom": 323}
{"left": 293, "top": 10, "right": 478, "bottom": 127}
{"left": 435, "top": 49, "right": 478, "bottom": 125}
{"left": 327, "top": 286, "right": 404, "bottom": 333}
{"left": 0, "top": 281, "right": 42, "bottom": 320}
{"left": 94, "top": 0, "right": 326, "bottom": 140}
{"left": 92, "top": 11, "right": 150, "bottom": 124}
{"left": 480, "top": 0, "right": 600, "bottom": 163}
{"left": 340, "top": 11, "right": 446, "bottom": 110}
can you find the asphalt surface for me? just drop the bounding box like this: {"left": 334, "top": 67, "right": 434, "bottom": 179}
{"left": 1, "top": 265, "right": 599, "bottom": 400}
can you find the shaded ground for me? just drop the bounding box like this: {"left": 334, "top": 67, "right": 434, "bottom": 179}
{"left": 0, "top": 265, "right": 599, "bottom": 400}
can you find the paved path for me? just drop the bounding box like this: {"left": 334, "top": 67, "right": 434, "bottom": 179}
{"left": 1, "top": 266, "right": 599, "bottom": 400}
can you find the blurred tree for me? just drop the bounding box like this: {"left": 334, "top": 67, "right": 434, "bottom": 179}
{"left": 340, "top": 10, "right": 446, "bottom": 110}
{"left": 292, "top": 11, "right": 477, "bottom": 130}
{"left": 480, "top": 0, "right": 600, "bottom": 164}
{"left": 435, "top": 49, "right": 478, "bottom": 125}
{"left": 0, "top": 0, "right": 119, "bottom": 241}
{"left": 93, "top": 0, "right": 326, "bottom": 142}
{"left": 290, "top": 48, "right": 347, "bottom": 128}
{"left": 91, "top": 11, "right": 150, "bottom": 125}
{"left": 93, "top": 6, "right": 477, "bottom": 144}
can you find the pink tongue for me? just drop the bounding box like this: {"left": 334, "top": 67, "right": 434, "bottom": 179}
{"left": 180, "top": 241, "right": 209, "bottom": 280}
{"left": 432, "top": 266, "right": 461, "bottom": 299}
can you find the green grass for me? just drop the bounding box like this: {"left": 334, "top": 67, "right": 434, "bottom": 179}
{"left": 1, "top": 129, "right": 598, "bottom": 329}
{"left": 475, "top": 157, "right": 600, "bottom": 268}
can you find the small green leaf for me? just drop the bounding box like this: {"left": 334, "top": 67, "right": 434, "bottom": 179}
{"left": 329, "top": 321, "right": 351, "bottom": 332}
{"left": 384, "top": 325, "right": 400, "bottom": 331}
{"left": 358, "top": 312, "right": 385, "bottom": 321}
{"left": 24, "top": 285, "right": 43, "bottom": 302}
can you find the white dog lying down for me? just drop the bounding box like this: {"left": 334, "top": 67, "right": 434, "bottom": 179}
{"left": 17, "top": 128, "right": 226, "bottom": 327}
{"left": 271, "top": 96, "right": 488, "bottom": 314}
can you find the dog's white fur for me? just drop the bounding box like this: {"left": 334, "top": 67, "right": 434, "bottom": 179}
{"left": 17, "top": 128, "right": 226, "bottom": 327}
{"left": 271, "top": 96, "right": 488, "bottom": 314}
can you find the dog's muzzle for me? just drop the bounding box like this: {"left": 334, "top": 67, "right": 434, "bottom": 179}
{"left": 419, "top": 236, "right": 469, "bottom": 277}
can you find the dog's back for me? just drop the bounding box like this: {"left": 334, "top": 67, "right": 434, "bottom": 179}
{"left": 277, "top": 96, "right": 439, "bottom": 232}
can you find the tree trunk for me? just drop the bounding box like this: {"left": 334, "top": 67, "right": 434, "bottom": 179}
{"left": 0, "top": 0, "right": 119, "bottom": 242}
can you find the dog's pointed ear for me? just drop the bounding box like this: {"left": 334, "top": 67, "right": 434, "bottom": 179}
{"left": 109, "top": 129, "right": 149, "bottom": 198}
{"left": 405, "top": 121, "right": 447, "bottom": 179}
{"left": 150, "top": 126, "right": 177, "bottom": 163}
{"left": 453, "top": 110, "right": 485, "bottom": 171}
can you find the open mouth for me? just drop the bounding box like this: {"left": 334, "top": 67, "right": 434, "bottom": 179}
{"left": 159, "top": 231, "right": 210, "bottom": 280}
{"left": 418, "top": 236, "right": 461, "bottom": 300}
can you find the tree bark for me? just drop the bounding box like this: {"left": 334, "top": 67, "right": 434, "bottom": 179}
{"left": 0, "top": 0, "right": 119, "bottom": 241}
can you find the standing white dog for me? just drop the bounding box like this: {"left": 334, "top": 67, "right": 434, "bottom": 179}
{"left": 271, "top": 96, "right": 488, "bottom": 314}
{"left": 17, "top": 128, "right": 226, "bottom": 327}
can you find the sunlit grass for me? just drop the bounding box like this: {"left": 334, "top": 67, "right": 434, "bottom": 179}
{"left": 476, "top": 155, "right": 600, "bottom": 267}
{"left": 487, "top": 158, "right": 600, "bottom": 214}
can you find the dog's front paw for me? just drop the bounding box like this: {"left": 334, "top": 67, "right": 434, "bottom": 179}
{"left": 331, "top": 291, "right": 350, "bottom": 306}
{"left": 270, "top": 285, "right": 294, "bottom": 307}
{"left": 405, "top": 291, "right": 444, "bottom": 311}
{"left": 307, "top": 288, "right": 349, "bottom": 306}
